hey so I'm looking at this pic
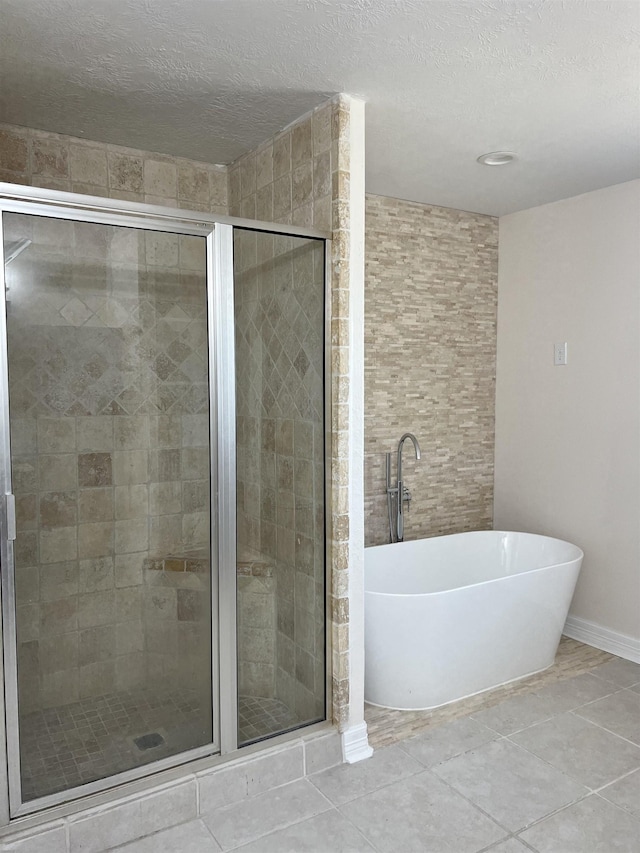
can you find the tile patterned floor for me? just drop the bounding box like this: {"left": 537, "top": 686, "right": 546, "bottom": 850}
{"left": 19, "top": 686, "right": 209, "bottom": 801}
{"left": 19, "top": 690, "right": 294, "bottom": 801}
{"left": 110, "top": 644, "right": 640, "bottom": 853}
{"left": 238, "top": 695, "right": 297, "bottom": 745}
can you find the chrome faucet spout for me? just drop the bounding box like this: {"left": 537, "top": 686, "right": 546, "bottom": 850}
{"left": 396, "top": 433, "right": 421, "bottom": 542}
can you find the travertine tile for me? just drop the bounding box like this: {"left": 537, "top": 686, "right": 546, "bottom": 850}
{"left": 69, "top": 143, "right": 108, "bottom": 186}
{"left": 113, "top": 416, "right": 149, "bottom": 450}
{"left": 292, "top": 120, "right": 313, "bottom": 167}
{"left": 78, "top": 452, "right": 112, "bottom": 487}
{"left": 32, "top": 136, "right": 68, "bottom": 177}
{"left": 39, "top": 454, "right": 76, "bottom": 491}
{"left": 40, "top": 596, "right": 78, "bottom": 636}
{"left": 78, "top": 556, "right": 114, "bottom": 593}
{"left": 0, "top": 127, "right": 29, "bottom": 171}
{"left": 209, "top": 167, "right": 228, "bottom": 209}
{"left": 37, "top": 417, "right": 76, "bottom": 453}
{"left": 178, "top": 162, "right": 210, "bottom": 205}
{"left": 39, "top": 561, "right": 78, "bottom": 603}
{"left": 144, "top": 159, "right": 177, "bottom": 198}
{"left": 113, "top": 451, "right": 148, "bottom": 485}
{"left": 78, "top": 487, "right": 114, "bottom": 522}
{"left": 76, "top": 416, "right": 114, "bottom": 452}
{"left": 40, "top": 526, "right": 77, "bottom": 563}
{"left": 40, "top": 631, "right": 78, "bottom": 674}
{"left": 108, "top": 151, "right": 144, "bottom": 193}
{"left": 39, "top": 490, "right": 77, "bottom": 529}
{"left": 78, "top": 589, "right": 115, "bottom": 628}
{"left": 78, "top": 624, "right": 116, "bottom": 665}
{"left": 77, "top": 521, "right": 113, "bottom": 559}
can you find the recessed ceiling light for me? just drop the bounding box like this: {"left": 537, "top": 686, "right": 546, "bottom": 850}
{"left": 477, "top": 151, "right": 517, "bottom": 166}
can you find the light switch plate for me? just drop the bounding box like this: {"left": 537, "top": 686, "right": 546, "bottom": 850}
{"left": 554, "top": 342, "right": 568, "bottom": 365}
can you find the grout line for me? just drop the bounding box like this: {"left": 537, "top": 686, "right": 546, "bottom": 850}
{"left": 512, "top": 788, "right": 596, "bottom": 836}
{"left": 592, "top": 764, "right": 640, "bottom": 796}
{"left": 427, "top": 767, "right": 515, "bottom": 838}
{"left": 214, "top": 788, "right": 334, "bottom": 851}
{"left": 333, "top": 802, "right": 386, "bottom": 853}
{"left": 474, "top": 833, "right": 517, "bottom": 853}
{"left": 306, "top": 751, "right": 424, "bottom": 809}
{"left": 568, "top": 706, "right": 640, "bottom": 749}
{"left": 512, "top": 831, "right": 542, "bottom": 852}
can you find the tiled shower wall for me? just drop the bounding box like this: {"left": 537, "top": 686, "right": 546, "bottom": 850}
{"left": 6, "top": 216, "right": 212, "bottom": 712}
{"left": 234, "top": 230, "right": 325, "bottom": 717}
{"left": 0, "top": 123, "right": 227, "bottom": 211}
{"left": 228, "top": 97, "right": 353, "bottom": 727}
{"left": 0, "top": 125, "right": 228, "bottom": 712}
{"left": 364, "top": 193, "right": 499, "bottom": 546}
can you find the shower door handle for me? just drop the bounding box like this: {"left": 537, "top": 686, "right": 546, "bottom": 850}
{"left": 4, "top": 493, "right": 16, "bottom": 541}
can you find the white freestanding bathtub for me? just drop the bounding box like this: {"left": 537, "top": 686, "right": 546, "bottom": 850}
{"left": 365, "top": 531, "right": 583, "bottom": 710}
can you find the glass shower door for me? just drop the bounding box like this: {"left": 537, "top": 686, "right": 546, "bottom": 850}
{"left": 234, "top": 228, "right": 326, "bottom": 745}
{"left": 1, "top": 210, "right": 216, "bottom": 809}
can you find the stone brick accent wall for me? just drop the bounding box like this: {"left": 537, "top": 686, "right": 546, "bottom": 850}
{"left": 364, "top": 193, "right": 498, "bottom": 546}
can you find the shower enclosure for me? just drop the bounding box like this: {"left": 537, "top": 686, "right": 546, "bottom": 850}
{"left": 0, "top": 184, "right": 328, "bottom": 817}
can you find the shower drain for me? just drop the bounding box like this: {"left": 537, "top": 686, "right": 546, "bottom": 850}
{"left": 133, "top": 732, "right": 165, "bottom": 751}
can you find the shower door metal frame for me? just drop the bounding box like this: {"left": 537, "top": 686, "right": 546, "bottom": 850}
{"left": 0, "top": 183, "right": 332, "bottom": 822}
{"left": 0, "top": 189, "right": 231, "bottom": 818}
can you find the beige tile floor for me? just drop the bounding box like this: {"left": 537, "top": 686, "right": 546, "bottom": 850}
{"left": 111, "top": 642, "right": 640, "bottom": 852}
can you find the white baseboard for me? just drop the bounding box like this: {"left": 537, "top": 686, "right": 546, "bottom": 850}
{"left": 341, "top": 722, "right": 374, "bottom": 764}
{"left": 563, "top": 615, "right": 640, "bottom": 663}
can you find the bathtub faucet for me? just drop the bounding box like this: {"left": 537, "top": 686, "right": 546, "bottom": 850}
{"left": 386, "top": 433, "right": 421, "bottom": 543}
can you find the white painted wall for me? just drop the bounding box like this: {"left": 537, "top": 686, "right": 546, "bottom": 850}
{"left": 494, "top": 180, "right": 640, "bottom": 658}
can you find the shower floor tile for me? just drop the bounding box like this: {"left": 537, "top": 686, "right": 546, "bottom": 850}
{"left": 19, "top": 691, "right": 297, "bottom": 802}
{"left": 238, "top": 695, "right": 297, "bottom": 744}
{"left": 19, "top": 686, "right": 209, "bottom": 802}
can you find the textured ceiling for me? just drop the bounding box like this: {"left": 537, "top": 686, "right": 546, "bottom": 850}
{"left": 0, "top": 0, "right": 638, "bottom": 215}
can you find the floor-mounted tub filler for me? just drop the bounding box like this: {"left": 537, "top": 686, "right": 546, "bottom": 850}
{"left": 364, "top": 530, "right": 583, "bottom": 710}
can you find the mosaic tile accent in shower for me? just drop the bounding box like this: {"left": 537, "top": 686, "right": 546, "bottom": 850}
{"left": 19, "top": 685, "right": 209, "bottom": 801}
{"left": 364, "top": 193, "right": 499, "bottom": 546}
{"left": 7, "top": 300, "right": 209, "bottom": 419}
{"left": 19, "top": 687, "right": 297, "bottom": 801}
{"left": 237, "top": 695, "right": 297, "bottom": 745}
